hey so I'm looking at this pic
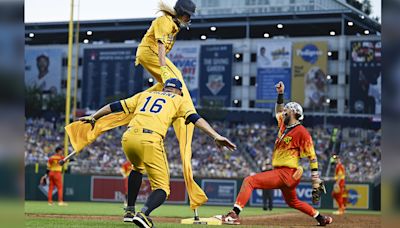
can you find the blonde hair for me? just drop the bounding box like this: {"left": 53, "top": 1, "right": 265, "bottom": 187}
{"left": 157, "top": 0, "right": 176, "bottom": 17}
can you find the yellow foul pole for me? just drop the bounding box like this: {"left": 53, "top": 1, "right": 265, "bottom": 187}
{"left": 64, "top": 0, "right": 75, "bottom": 158}
{"left": 72, "top": 0, "right": 80, "bottom": 119}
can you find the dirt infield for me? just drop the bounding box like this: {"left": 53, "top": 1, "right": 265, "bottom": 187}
{"left": 26, "top": 212, "right": 380, "bottom": 227}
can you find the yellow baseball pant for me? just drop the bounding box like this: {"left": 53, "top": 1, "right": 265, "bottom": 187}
{"left": 121, "top": 127, "right": 170, "bottom": 196}
{"left": 135, "top": 46, "right": 196, "bottom": 179}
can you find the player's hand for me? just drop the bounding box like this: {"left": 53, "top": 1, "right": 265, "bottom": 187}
{"left": 275, "top": 81, "right": 285, "bottom": 94}
{"left": 79, "top": 116, "right": 96, "bottom": 130}
{"left": 160, "top": 66, "right": 173, "bottom": 83}
{"left": 58, "top": 159, "right": 66, "bottom": 166}
{"left": 214, "top": 136, "right": 237, "bottom": 151}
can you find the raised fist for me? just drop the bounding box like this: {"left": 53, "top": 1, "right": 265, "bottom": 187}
{"left": 275, "top": 81, "right": 285, "bottom": 94}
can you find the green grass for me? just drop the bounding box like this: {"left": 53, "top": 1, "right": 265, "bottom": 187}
{"left": 25, "top": 201, "right": 380, "bottom": 228}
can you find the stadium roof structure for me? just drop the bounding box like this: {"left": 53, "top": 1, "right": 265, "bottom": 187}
{"left": 25, "top": 0, "right": 380, "bottom": 45}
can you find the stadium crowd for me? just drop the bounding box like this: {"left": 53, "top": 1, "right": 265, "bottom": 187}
{"left": 25, "top": 118, "right": 381, "bottom": 181}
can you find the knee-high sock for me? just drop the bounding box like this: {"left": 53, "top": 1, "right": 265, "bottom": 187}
{"left": 141, "top": 189, "right": 167, "bottom": 216}
{"left": 127, "top": 170, "right": 143, "bottom": 209}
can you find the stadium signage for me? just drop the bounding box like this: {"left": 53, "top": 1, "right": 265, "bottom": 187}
{"left": 201, "top": 179, "right": 237, "bottom": 205}
{"left": 90, "top": 176, "right": 187, "bottom": 204}
{"left": 296, "top": 44, "right": 323, "bottom": 64}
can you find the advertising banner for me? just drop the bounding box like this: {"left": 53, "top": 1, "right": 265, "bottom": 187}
{"left": 349, "top": 41, "right": 381, "bottom": 114}
{"left": 202, "top": 179, "right": 237, "bottom": 205}
{"left": 199, "top": 44, "right": 233, "bottom": 107}
{"left": 25, "top": 48, "right": 63, "bottom": 93}
{"left": 291, "top": 41, "right": 328, "bottom": 109}
{"left": 168, "top": 44, "right": 200, "bottom": 105}
{"left": 91, "top": 176, "right": 187, "bottom": 203}
{"left": 82, "top": 47, "right": 143, "bottom": 109}
{"left": 333, "top": 184, "right": 369, "bottom": 209}
{"left": 250, "top": 182, "right": 320, "bottom": 208}
{"left": 256, "top": 42, "right": 292, "bottom": 108}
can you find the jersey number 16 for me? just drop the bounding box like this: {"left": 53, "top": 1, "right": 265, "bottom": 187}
{"left": 139, "top": 96, "right": 166, "bottom": 113}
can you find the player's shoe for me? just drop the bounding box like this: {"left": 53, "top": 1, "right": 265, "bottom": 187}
{"left": 58, "top": 202, "right": 68, "bottom": 206}
{"left": 132, "top": 212, "right": 154, "bottom": 228}
{"left": 215, "top": 210, "right": 241, "bottom": 225}
{"left": 317, "top": 215, "right": 333, "bottom": 226}
{"left": 123, "top": 210, "right": 135, "bottom": 223}
{"left": 332, "top": 210, "right": 344, "bottom": 215}
{"left": 48, "top": 202, "right": 54, "bottom": 206}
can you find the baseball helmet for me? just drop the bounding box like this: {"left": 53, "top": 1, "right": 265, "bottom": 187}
{"left": 174, "top": 0, "right": 196, "bottom": 17}
{"left": 284, "top": 102, "right": 304, "bottom": 120}
{"left": 164, "top": 78, "right": 183, "bottom": 91}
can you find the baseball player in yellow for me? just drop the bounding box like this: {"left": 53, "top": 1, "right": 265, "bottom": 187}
{"left": 134, "top": 0, "right": 206, "bottom": 212}
{"left": 80, "top": 79, "right": 236, "bottom": 228}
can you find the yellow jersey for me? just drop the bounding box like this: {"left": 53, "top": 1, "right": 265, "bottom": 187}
{"left": 139, "top": 15, "right": 179, "bottom": 54}
{"left": 120, "top": 91, "right": 196, "bottom": 137}
{"left": 272, "top": 113, "right": 317, "bottom": 168}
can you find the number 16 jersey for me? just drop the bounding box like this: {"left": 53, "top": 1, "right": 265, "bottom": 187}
{"left": 119, "top": 91, "right": 196, "bottom": 137}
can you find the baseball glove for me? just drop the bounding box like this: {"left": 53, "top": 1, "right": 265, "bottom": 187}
{"left": 312, "top": 179, "right": 326, "bottom": 205}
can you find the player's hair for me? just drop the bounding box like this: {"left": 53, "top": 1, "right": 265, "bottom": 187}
{"left": 157, "top": 0, "right": 177, "bottom": 17}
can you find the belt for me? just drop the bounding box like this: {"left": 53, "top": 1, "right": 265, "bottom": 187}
{"left": 128, "top": 127, "right": 163, "bottom": 138}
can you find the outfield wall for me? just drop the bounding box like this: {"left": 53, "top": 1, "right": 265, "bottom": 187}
{"left": 25, "top": 170, "right": 380, "bottom": 210}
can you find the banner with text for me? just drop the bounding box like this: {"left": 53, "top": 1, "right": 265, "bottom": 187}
{"left": 202, "top": 179, "right": 237, "bottom": 205}
{"left": 199, "top": 44, "right": 233, "bottom": 107}
{"left": 292, "top": 41, "right": 328, "bottom": 109}
{"left": 349, "top": 41, "right": 381, "bottom": 114}
{"left": 168, "top": 44, "right": 200, "bottom": 105}
{"left": 25, "top": 48, "right": 63, "bottom": 94}
{"left": 333, "top": 184, "right": 369, "bottom": 209}
{"left": 250, "top": 182, "right": 321, "bottom": 208}
{"left": 256, "top": 42, "right": 292, "bottom": 108}
{"left": 82, "top": 47, "right": 143, "bottom": 109}
{"left": 91, "top": 176, "right": 187, "bottom": 203}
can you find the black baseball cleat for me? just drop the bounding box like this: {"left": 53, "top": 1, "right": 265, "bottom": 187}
{"left": 123, "top": 210, "right": 135, "bottom": 222}
{"left": 317, "top": 215, "right": 333, "bottom": 226}
{"left": 133, "top": 212, "right": 154, "bottom": 228}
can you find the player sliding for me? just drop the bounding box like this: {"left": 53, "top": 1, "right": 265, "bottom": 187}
{"left": 80, "top": 78, "right": 236, "bottom": 228}
{"left": 215, "top": 81, "right": 333, "bottom": 226}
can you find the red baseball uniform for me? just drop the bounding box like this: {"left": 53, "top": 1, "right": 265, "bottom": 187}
{"left": 120, "top": 161, "right": 133, "bottom": 195}
{"left": 47, "top": 153, "right": 65, "bottom": 203}
{"left": 234, "top": 113, "right": 318, "bottom": 217}
{"left": 332, "top": 162, "right": 346, "bottom": 211}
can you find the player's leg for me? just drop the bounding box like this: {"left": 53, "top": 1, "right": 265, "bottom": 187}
{"left": 281, "top": 186, "right": 333, "bottom": 226}
{"left": 267, "top": 190, "right": 273, "bottom": 210}
{"left": 47, "top": 173, "right": 54, "bottom": 205}
{"left": 128, "top": 133, "right": 168, "bottom": 228}
{"left": 121, "top": 129, "right": 146, "bottom": 222}
{"left": 54, "top": 172, "right": 66, "bottom": 205}
{"left": 217, "top": 170, "right": 284, "bottom": 225}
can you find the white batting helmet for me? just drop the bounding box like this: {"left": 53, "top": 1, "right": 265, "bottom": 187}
{"left": 284, "top": 102, "right": 304, "bottom": 120}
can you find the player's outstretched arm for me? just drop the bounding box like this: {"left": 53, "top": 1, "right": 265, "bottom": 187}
{"left": 78, "top": 103, "right": 114, "bottom": 129}
{"left": 193, "top": 118, "right": 237, "bottom": 151}
{"left": 275, "top": 81, "right": 285, "bottom": 116}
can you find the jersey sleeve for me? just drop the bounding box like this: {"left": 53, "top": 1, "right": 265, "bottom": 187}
{"left": 300, "top": 131, "right": 317, "bottom": 160}
{"left": 153, "top": 16, "right": 173, "bottom": 45}
{"left": 176, "top": 100, "right": 197, "bottom": 120}
{"left": 120, "top": 93, "right": 141, "bottom": 114}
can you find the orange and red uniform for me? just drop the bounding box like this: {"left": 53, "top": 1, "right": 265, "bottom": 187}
{"left": 120, "top": 161, "right": 133, "bottom": 195}
{"left": 47, "top": 153, "right": 65, "bottom": 203}
{"left": 234, "top": 113, "right": 319, "bottom": 217}
{"left": 332, "top": 162, "right": 346, "bottom": 211}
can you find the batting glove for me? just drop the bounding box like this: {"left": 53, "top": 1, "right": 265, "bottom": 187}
{"left": 79, "top": 116, "right": 96, "bottom": 130}
{"left": 160, "top": 66, "right": 173, "bottom": 83}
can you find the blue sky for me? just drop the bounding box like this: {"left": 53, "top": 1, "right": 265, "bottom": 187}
{"left": 25, "top": 0, "right": 381, "bottom": 23}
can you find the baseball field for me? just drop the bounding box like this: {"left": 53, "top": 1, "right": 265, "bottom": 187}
{"left": 25, "top": 201, "right": 380, "bottom": 227}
